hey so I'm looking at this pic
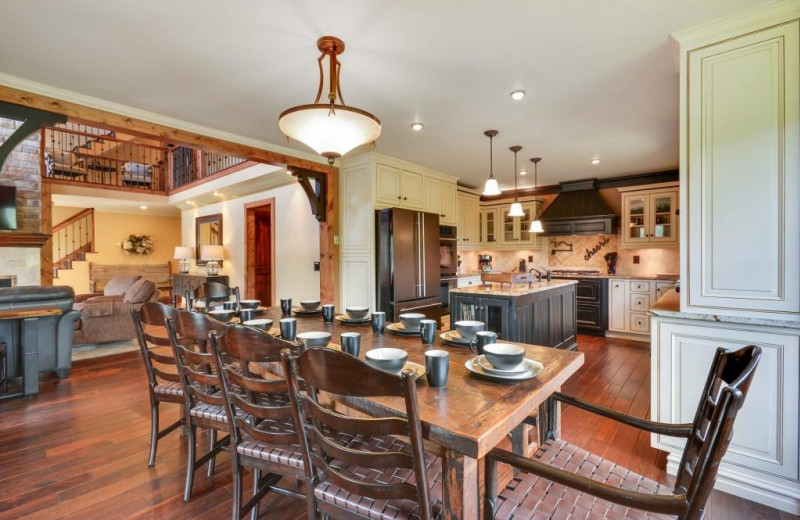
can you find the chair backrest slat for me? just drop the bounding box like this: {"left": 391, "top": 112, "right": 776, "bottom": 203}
{"left": 674, "top": 345, "right": 761, "bottom": 519}
{"left": 132, "top": 302, "right": 178, "bottom": 388}
{"left": 283, "top": 347, "right": 434, "bottom": 519}
{"left": 193, "top": 282, "right": 240, "bottom": 307}
{"left": 236, "top": 416, "right": 298, "bottom": 446}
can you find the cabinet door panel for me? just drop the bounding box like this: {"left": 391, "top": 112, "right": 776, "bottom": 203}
{"left": 341, "top": 256, "right": 373, "bottom": 309}
{"left": 609, "top": 279, "right": 626, "bottom": 331}
{"left": 424, "top": 177, "right": 442, "bottom": 217}
{"left": 401, "top": 170, "right": 424, "bottom": 209}
{"left": 687, "top": 23, "right": 800, "bottom": 316}
{"left": 341, "top": 164, "right": 372, "bottom": 254}
{"left": 623, "top": 194, "right": 649, "bottom": 244}
{"left": 375, "top": 163, "right": 402, "bottom": 206}
{"left": 648, "top": 191, "right": 678, "bottom": 244}
{"left": 440, "top": 182, "right": 457, "bottom": 225}
{"left": 653, "top": 320, "right": 799, "bottom": 480}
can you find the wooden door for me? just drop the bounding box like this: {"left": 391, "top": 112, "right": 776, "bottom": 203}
{"left": 245, "top": 199, "right": 275, "bottom": 306}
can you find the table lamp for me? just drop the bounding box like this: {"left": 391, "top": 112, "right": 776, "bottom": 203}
{"left": 174, "top": 246, "right": 194, "bottom": 274}
{"left": 200, "top": 245, "right": 224, "bottom": 276}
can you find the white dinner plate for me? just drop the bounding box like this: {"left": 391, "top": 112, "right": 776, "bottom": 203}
{"left": 464, "top": 357, "right": 543, "bottom": 381}
{"left": 386, "top": 322, "right": 420, "bottom": 336}
{"left": 335, "top": 314, "right": 371, "bottom": 325}
{"left": 292, "top": 306, "right": 323, "bottom": 316}
{"left": 476, "top": 355, "right": 541, "bottom": 375}
{"left": 440, "top": 330, "right": 472, "bottom": 346}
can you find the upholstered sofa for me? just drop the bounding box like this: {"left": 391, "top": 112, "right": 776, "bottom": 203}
{"left": 73, "top": 274, "right": 159, "bottom": 345}
{"left": 0, "top": 286, "right": 80, "bottom": 380}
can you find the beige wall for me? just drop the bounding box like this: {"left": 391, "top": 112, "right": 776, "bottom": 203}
{"left": 53, "top": 207, "right": 182, "bottom": 293}
{"left": 181, "top": 182, "right": 321, "bottom": 302}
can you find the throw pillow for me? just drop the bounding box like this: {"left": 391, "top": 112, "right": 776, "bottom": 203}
{"left": 123, "top": 278, "right": 157, "bottom": 303}
{"left": 104, "top": 274, "right": 141, "bottom": 296}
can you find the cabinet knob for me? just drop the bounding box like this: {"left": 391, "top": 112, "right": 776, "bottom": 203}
{"left": 614, "top": 284, "right": 619, "bottom": 288}
{"left": 403, "top": 197, "right": 407, "bottom": 200}
{"left": 397, "top": 196, "right": 401, "bottom": 200}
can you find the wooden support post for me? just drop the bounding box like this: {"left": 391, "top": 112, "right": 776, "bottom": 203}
{"left": 40, "top": 182, "right": 53, "bottom": 286}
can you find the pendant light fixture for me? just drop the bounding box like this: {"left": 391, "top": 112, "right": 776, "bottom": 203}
{"left": 279, "top": 36, "right": 382, "bottom": 165}
{"left": 529, "top": 157, "right": 545, "bottom": 233}
{"left": 507, "top": 145, "right": 524, "bottom": 217}
{"left": 482, "top": 130, "right": 501, "bottom": 196}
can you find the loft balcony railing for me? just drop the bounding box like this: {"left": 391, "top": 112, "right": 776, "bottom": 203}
{"left": 171, "top": 146, "right": 248, "bottom": 190}
{"left": 42, "top": 123, "right": 168, "bottom": 192}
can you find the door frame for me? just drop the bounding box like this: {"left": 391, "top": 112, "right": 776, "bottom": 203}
{"left": 244, "top": 198, "right": 276, "bottom": 305}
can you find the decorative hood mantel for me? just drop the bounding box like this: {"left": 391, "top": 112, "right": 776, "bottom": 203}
{"left": 0, "top": 232, "right": 51, "bottom": 248}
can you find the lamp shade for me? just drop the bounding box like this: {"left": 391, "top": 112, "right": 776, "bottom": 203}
{"left": 508, "top": 202, "right": 524, "bottom": 217}
{"left": 529, "top": 220, "right": 544, "bottom": 233}
{"left": 174, "top": 246, "right": 194, "bottom": 260}
{"left": 482, "top": 178, "right": 501, "bottom": 196}
{"left": 200, "top": 245, "right": 225, "bottom": 261}
{"left": 279, "top": 104, "right": 381, "bottom": 160}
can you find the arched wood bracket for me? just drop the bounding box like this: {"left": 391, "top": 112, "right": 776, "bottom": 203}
{"left": 292, "top": 167, "right": 327, "bottom": 222}
{"left": 0, "top": 102, "right": 66, "bottom": 172}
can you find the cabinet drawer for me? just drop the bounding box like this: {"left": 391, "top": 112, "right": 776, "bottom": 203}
{"left": 456, "top": 277, "right": 482, "bottom": 288}
{"left": 629, "top": 312, "right": 650, "bottom": 333}
{"left": 630, "top": 293, "right": 650, "bottom": 312}
{"left": 629, "top": 281, "right": 651, "bottom": 293}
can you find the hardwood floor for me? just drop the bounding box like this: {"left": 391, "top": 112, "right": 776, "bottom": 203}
{"left": 0, "top": 335, "right": 795, "bottom": 519}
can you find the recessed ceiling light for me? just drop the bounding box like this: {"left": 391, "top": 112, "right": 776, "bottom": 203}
{"left": 139, "top": 205, "right": 148, "bottom": 210}
{"left": 213, "top": 191, "right": 223, "bottom": 197}
{"left": 591, "top": 158, "right": 601, "bottom": 165}
{"left": 187, "top": 200, "right": 195, "bottom": 205}
{"left": 519, "top": 168, "right": 527, "bottom": 176}
{"left": 510, "top": 90, "right": 526, "bottom": 101}
{"left": 411, "top": 122, "right": 424, "bottom": 131}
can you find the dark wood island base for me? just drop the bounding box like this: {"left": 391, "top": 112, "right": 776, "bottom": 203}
{"left": 450, "top": 280, "right": 578, "bottom": 350}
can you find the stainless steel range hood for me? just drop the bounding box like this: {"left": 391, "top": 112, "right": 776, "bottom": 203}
{"left": 538, "top": 179, "right": 618, "bottom": 236}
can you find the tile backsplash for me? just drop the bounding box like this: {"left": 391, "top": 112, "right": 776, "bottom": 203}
{"left": 459, "top": 234, "right": 679, "bottom": 277}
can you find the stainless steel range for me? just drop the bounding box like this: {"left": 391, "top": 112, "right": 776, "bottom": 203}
{"left": 551, "top": 269, "right": 608, "bottom": 335}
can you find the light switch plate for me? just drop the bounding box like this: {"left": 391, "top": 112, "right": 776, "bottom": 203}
{"left": 633, "top": 255, "right": 640, "bottom": 264}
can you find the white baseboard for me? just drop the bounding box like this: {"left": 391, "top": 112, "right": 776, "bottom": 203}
{"left": 666, "top": 454, "right": 800, "bottom": 515}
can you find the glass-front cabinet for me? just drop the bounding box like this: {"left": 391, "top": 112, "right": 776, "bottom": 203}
{"left": 480, "top": 208, "right": 499, "bottom": 245}
{"left": 621, "top": 186, "right": 678, "bottom": 247}
{"left": 451, "top": 294, "right": 511, "bottom": 340}
{"left": 499, "top": 201, "right": 540, "bottom": 246}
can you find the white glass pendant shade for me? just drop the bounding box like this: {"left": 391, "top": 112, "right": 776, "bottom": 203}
{"left": 279, "top": 104, "right": 381, "bottom": 160}
{"left": 529, "top": 219, "right": 544, "bottom": 233}
{"left": 483, "top": 177, "right": 501, "bottom": 196}
{"left": 508, "top": 202, "right": 524, "bottom": 217}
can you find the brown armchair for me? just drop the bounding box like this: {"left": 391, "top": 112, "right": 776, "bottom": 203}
{"left": 73, "top": 275, "right": 160, "bottom": 345}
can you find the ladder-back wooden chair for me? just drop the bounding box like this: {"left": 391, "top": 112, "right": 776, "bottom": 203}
{"left": 131, "top": 302, "right": 183, "bottom": 467}
{"left": 193, "top": 281, "right": 240, "bottom": 309}
{"left": 484, "top": 345, "right": 761, "bottom": 520}
{"left": 165, "top": 310, "right": 230, "bottom": 501}
{"left": 283, "top": 347, "right": 444, "bottom": 520}
{"left": 209, "top": 324, "right": 309, "bottom": 520}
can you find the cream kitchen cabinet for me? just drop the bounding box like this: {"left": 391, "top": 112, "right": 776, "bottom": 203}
{"left": 456, "top": 192, "right": 480, "bottom": 245}
{"left": 479, "top": 207, "right": 499, "bottom": 245}
{"left": 376, "top": 163, "right": 423, "bottom": 210}
{"left": 425, "top": 177, "right": 457, "bottom": 225}
{"left": 608, "top": 278, "right": 674, "bottom": 338}
{"left": 499, "top": 201, "right": 540, "bottom": 247}
{"left": 620, "top": 186, "right": 678, "bottom": 248}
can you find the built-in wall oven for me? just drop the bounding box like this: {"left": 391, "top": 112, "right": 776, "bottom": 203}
{"left": 439, "top": 225, "right": 458, "bottom": 310}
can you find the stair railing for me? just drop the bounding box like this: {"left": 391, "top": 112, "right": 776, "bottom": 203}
{"left": 52, "top": 208, "right": 95, "bottom": 273}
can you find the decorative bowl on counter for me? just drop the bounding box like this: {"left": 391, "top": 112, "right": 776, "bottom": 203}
{"left": 398, "top": 313, "right": 426, "bottom": 331}
{"left": 239, "top": 299, "right": 261, "bottom": 310}
{"left": 366, "top": 348, "right": 408, "bottom": 373}
{"left": 345, "top": 306, "right": 369, "bottom": 320}
{"left": 300, "top": 299, "right": 321, "bottom": 311}
{"left": 208, "top": 309, "right": 235, "bottom": 322}
{"left": 454, "top": 320, "right": 485, "bottom": 340}
{"left": 243, "top": 318, "right": 273, "bottom": 331}
{"left": 296, "top": 331, "right": 331, "bottom": 347}
{"left": 483, "top": 343, "right": 526, "bottom": 370}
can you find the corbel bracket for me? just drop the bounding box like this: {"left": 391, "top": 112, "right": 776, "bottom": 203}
{"left": 0, "top": 102, "right": 66, "bottom": 173}
{"left": 292, "top": 167, "right": 327, "bottom": 222}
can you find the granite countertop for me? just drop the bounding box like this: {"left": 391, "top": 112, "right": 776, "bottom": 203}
{"left": 450, "top": 279, "right": 577, "bottom": 297}
{"left": 650, "top": 290, "right": 800, "bottom": 330}
{"left": 552, "top": 274, "right": 679, "bottom": 281}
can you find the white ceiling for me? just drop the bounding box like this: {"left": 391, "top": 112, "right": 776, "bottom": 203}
{"left": 0, "top": 0, "right": 767, "bottom": 189}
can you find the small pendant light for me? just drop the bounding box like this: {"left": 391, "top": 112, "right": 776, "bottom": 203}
{"left": 508, "top": 145, "right": 524, "bottom": 217}
{"left": 529, "top": 157, "right": 544, "bottom": 233}
{"left": 482, "top": 130, "right": 501, "bottom": 196}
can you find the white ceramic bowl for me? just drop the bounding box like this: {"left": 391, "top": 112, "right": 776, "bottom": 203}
{"left": 399, "top": 313, "right": 426, "bottom": 330}
{"left": 243, "top": 318, "right": 273, "bottom": 331}
{"left": 300, "top": 300, "right": 321, "bottom": 311}
{"left": 296, "top": 331, "right": 331, "bottom": 347}
{"left": 454, "top": 320, "right": 485, "bottom": 340}
{"left": 345, "top": 306, "right": 370, "bottom": 320}
{"left": 365, "top": 348, "right": 408, "bottom": 372}
{"left": 483, "top": 343, "right": 526, "bottom": 370}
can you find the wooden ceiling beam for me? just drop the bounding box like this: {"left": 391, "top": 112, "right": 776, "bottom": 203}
{"left": 0, "top": 84, "right": 331, "bottom": 175}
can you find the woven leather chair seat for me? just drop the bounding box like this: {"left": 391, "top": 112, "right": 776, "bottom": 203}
{"left": 237, "top": 441, "right": 305, "bottom": 469}
{"left": 153, "top": 381, "right": 183, "bottom": 397}
{"left": 493, "top": 439, "right": 674, "bottom": 520}
{"left": 314, "top": 434, "right": 444, "bottom": 520}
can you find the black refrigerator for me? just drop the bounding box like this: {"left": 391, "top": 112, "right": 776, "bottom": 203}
{"left": 376, "top": 208, "right": 441, "bottom": 323}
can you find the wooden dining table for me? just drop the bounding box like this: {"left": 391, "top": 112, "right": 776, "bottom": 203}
{"left": 249, "top": 306, "right": 584, "bottom": 520}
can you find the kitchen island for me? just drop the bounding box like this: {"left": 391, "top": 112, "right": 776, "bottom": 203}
{"left": 450, "top": 280, "right": 577, "bottom": 350}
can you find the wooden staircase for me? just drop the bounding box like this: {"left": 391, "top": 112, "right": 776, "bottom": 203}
{"left": 52, "top": 208, "right": 96, "bottom": 279}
